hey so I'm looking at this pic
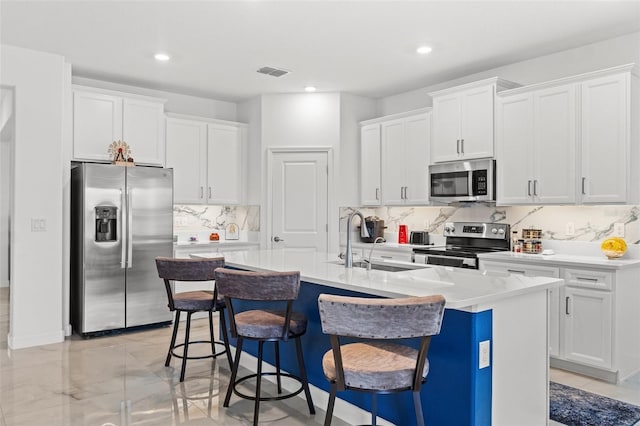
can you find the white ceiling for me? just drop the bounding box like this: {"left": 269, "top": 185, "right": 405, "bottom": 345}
{"left": 1, "top": 1, "right": 639, "bottom": 102}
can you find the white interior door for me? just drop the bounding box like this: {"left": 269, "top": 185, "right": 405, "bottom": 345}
{"left": 271, "top": 151, "right": 328, "bottom": 251}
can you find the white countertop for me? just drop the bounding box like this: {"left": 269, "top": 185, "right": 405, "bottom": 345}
{"left": 478, "top": 250, "right": 640, "bottom": 270}
{"left": 192, "top": 249, "right": 561, "bottom": 310}
{"left": 174, "top": 240, "right": 259, "bottom": 247}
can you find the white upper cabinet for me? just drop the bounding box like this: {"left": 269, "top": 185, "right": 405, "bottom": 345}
{"left": 207, "top": 123, "right": 243, "bottom": 205}
{"left": 430, "top": 78, "right": 519, "bottom": 163}
{"left": 360, "top": 109, "right": 431, "bottom": 206}
{"left": 496, "top": 64, "right": 636, "bottom": 206}
{"left": 360, "top": 123, "right": 382, "bottom": 206}
{"left": 72, "top": 86, "right": 166, "bottom": 166}
{"left": 165, "top": 117, "right": 207, "bottom": 204}
{"left": 579, "top": 72, "right": 632, "bottom": 203}
{"left": 166, "top": 114, "right": 246, "bottom": 205}
{"left": 497, "top": 84, "right": 576, "bottom": 205}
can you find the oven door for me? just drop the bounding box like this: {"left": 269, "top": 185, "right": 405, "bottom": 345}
{"left": 426, "top": 254, "right": 478, "bottom": 269}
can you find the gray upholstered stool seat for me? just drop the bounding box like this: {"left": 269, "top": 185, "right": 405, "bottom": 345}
{"left": 318, "top": 293, "right": 446, "bottom": 426}
{"left": 234, "top": 310, "right": 307, "bottom": 339}
{"left": 322, "top": 341, "right": 429, "bottom": 391}
{"left": 214, "top": 268, "right": 315, "bottom": 426}
{"left": 172, "top": 290, "right": 225, "bottom": 312}
{"left": 155, "top": 256, "right": 233, "bottom": 382}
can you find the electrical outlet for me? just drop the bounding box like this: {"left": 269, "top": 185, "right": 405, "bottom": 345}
{"left": 614, "top": 222, "right": 625, "bottom": 238}
{"left": 31, "top": 218, "right": 46, "bottom": 232}
{"left": 565, "top": 222, "right": 575, "bottom": 236}
{"left": 479, "top": 340, "right": 491, "bottom": 369}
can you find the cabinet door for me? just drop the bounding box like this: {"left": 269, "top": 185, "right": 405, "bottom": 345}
{"left": 381, "top": 119, "right": 406, "bottom": 205}
{"left": 123, "top": 98, "right": 165, "bottom": 166}
{"left": 563, "top": 287, "right": 612, "bottom": 369}
{"left": 207, "top": 124, "right": 243, "bottom": 205}
{"left": 480, "top": 261, "right": 561, "bottom": 356}
{"left": 166, "top": 117, "right": 207, "bottom": 204}
{"left": 460, "top": 85, "right": 495, "bottom": 160}
{"left": 580, "top": 73, "right": 629, "bottom": 203}
{"left": 73, "top": 91, "right": 122, "bottom": 162}
{"left": 496, "top": 93, "right": 534, "bottom": 205}
{"left": 431, "top": 93, "right": 461, "bottom": 163}
{"left": 533, "top": 84, "right": 576, "bottom": 204}
{"left": 360, "top": 123, "right": 382, "bottom": 206}
{"left": 404, "top": 113, "right": 430, "bottom": 204}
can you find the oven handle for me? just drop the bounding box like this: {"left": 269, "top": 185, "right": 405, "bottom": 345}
{"left": 425, "top": 254, "right": 477, "bottom": 267}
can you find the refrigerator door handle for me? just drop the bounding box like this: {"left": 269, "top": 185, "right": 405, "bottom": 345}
{"left": 120, "top": 188, "right": 126, "bottom": 269}
{"left": 127, "top": 190, "right": 133, "bottom": 268}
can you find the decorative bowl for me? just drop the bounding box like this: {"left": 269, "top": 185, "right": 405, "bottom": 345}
{"left": 600, "top": 237, "right": 627, "bottom": 259}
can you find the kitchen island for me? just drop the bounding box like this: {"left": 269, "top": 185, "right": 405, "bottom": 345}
{"left": 194, "top": 249, "right": 562, "bottom": 426}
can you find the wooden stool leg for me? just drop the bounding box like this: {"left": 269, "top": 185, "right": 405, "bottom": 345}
{"left": 295, "top": 336, "right": 315, "bottom": 415}
{"left": 413, "top": 391, "right": 425, "bottom": 426}
{"left": 166, "top": 310, "right": 180, "bottom": 366}
{"left": 224, "top": 337, "right": 243, "bottom": 407}
{"left": 254, "top": 340, "right": 265, "bottom": 426}
{"left": 180, "top": 312, "right": 192, "bottom": 382}
{"left": 324, "top": 382, "right": 337, "bottom": 426}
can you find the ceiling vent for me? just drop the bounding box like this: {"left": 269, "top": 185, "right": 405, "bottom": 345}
{"left": 257, "top": 66, "right": 290, "bottom": 77}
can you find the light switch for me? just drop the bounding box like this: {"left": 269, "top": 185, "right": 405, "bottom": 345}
{"left": 479, "top": 340, "right": 490, "bottom": 369}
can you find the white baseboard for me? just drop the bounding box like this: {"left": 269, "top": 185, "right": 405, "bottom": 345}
{"left": 230, "top": 346, "right": 392, "bottom": 426}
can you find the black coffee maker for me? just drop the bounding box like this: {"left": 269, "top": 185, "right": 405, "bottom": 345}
{"left": 360, "top": 216, "right": 386, "bottom": 243}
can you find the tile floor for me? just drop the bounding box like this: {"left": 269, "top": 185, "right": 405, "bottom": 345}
{"left": 1, "top": 287, "right": 639, "bottom": 425}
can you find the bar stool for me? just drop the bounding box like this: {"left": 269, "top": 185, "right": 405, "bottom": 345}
{"left": 317, "top": 293, "right": 446, "bottom": 426}
{"left": 155, "top": 256, "right": 233, "bottom": 382}
{"left": 214, "top": 268, "right": 315, "bottom": 426}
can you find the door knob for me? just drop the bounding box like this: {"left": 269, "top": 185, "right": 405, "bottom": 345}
{"left": 273, "top": 236, "right": 284, "bottom": 242}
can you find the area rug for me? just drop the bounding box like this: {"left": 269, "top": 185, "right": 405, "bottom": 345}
{"left": 550, "top": 381, "right": 640, "bottom": 426}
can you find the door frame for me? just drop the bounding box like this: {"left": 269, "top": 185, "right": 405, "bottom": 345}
{"left": 266, "top": 147, "right": 336, "bottom": 252}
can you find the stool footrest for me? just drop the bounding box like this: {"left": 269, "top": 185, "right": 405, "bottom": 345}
{"left": 232, "top": 372, "right": 304, "bottom": 402}
{"left": 171, "top": 340, "right": 229, "bottom": 361}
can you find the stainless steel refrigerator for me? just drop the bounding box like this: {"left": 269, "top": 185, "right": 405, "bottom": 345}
{"left": 71, "top": 163, "right": 173, "bottom": 335}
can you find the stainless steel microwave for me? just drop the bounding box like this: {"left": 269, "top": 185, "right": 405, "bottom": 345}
{"left": 429, "top": 159, "right": 495, "bottom": 202}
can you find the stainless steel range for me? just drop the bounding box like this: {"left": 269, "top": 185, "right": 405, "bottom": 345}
{"left": 412, "top": 221, "right": 510, "bottom": 269}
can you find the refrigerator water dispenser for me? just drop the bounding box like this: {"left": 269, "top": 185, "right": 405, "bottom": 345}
{"left": 95, "top": 206, "right": 117, "bottom": 242}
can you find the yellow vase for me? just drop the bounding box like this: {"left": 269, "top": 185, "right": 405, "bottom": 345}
{"left": 600, "top": 237, "right": 627, "bottom": 259}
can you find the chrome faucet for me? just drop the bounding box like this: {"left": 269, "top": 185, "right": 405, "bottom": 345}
{"left": 365, "top": 237, "right": 385, "bottom": 271}
{"left": 345, "top": 211, "right": 369, "bottom": 268}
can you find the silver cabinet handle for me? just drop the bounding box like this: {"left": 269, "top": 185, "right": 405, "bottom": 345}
{"left": 381, "top": 255, "right": 393, "bottom": 259}
{"left": 582, "top": 177, "right": 586, "bottom": 195}
{"left": 404, "top": 186, "right": 408, "bottom": 200}
{"left": 527, "top": 180, "right": 532, "bottom": 196}
{"left": 533, "top": 180, "right": 538, "bottom": 196}
{"left": 456, "top": 139, "right": 460, "bottom": 154}
{"left": 565, "top": 296, "right": 570, "bottom": 315}
{"left": 400, "top": 187, "right": 404, "bottom": 199}
{"left": 576, "top": 277, "right": 599, "bottom": 283}
{"left": 375, "top": 188, "right": 379, "bottom": 200}
{"left": 209, "top": 186, "right": 212, "bottom": 198}
{"left": 273, "top": 236, "right": 284, "bottom": 242}
{"left": 200, "top": 186, "right": 204, "bottom": 199}
{"left": 461, "top": 139, "right": 464, "bottom": 154}
{"left": 507, "top": 269, "right": 526, "bottom": 274}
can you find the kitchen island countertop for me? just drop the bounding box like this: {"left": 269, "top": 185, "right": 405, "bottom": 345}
{"left": 192, "top": 248, "right": 560, "bottom": 310}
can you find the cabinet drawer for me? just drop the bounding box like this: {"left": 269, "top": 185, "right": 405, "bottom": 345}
{"left": 370, "top": 249, "right": 412, "bottom": 263}
{"left": 563, "top": 268, "right": 612, "bottom": 290}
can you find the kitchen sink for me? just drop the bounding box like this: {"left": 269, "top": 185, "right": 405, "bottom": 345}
{"left": 327, "top": 260, "right": 429, "bottom": 272}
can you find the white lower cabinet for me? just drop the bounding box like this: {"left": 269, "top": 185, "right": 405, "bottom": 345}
{"left": 480, "top": 258, "right": 640, "bottom": 382}
{"left": 562, "top": 285, "right": 612, "bottom": 369}
{"left": 482, "top": 261, "right": 561, "bottom": 356}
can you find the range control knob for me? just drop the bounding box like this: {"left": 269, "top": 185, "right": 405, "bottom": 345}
{"left": 497, "top": 228, "right": 505, "bottom": 235}
{"left": 491, "top": 228, "right": 498, "bottom": 234}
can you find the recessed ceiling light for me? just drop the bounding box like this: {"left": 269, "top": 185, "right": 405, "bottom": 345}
{"left": 154, "top": 53, "right": 170, "bottom": 62}
{"left": 304, "top": 86, "right": 317, "bottom": 92}
{"left": 416, "top": 46, "right": 433, "bottom": 55}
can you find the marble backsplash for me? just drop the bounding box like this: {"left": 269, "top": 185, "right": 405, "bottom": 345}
{"left": 174, "top": 205, "right": 260, "bottom": 233}
{"left": 340, "top": 204, "right": 640, "bottom": 244}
